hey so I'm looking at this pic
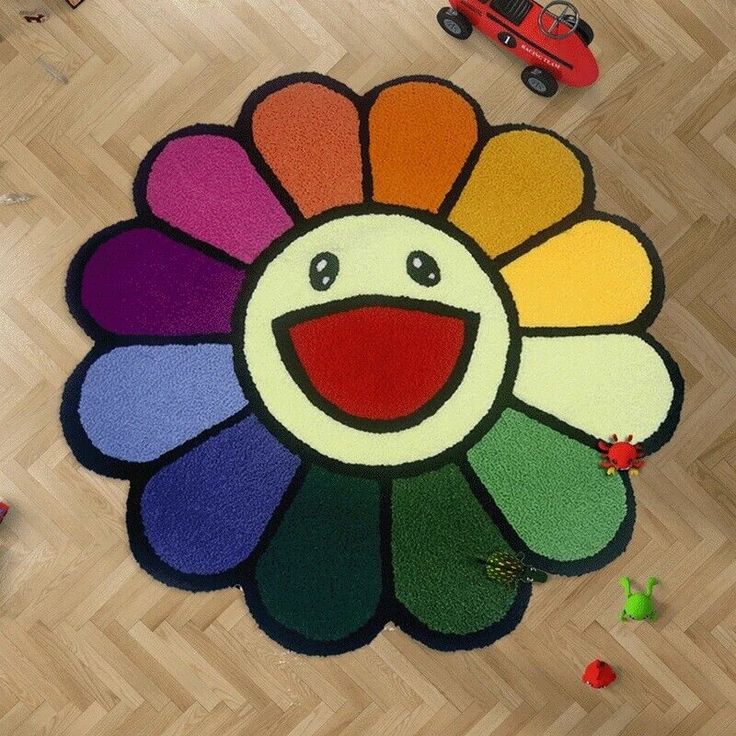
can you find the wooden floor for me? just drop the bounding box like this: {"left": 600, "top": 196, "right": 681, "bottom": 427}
{"left": 1, "top": 0, "right": 735, "bottom": 734}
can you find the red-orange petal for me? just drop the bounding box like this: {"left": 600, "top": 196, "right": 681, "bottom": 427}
{"left": 250, "top": 81, "right": 363, "bottom": 217}
{"left": 368, "top": 80, "right": 479, "bottom": 212}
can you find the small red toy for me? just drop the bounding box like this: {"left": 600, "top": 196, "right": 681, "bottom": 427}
{"left": 598, "top": 434, "right": 646, "bottom": 476}
{"left": 0, "top": 499, "right": 9, "bottom": 524}
{"left": 437, "top": 0, "right": 599, "bottom": 97}
{"left": 582, "top": 659, "right": 616, "bottom": 688}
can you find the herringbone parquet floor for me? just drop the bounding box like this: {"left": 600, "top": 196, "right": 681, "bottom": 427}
{"left": 1, "top": 1, "right": 735, "bottom": 734}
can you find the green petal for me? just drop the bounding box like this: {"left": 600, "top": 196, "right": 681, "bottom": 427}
{"left": 391, "top": 464, "right": 522, "bottom": 636}
{"left": 467, "top": 408, "right": 629, "bottom": 564}
{"left": 254, "top": 466, "right": 382, "bottom": 642}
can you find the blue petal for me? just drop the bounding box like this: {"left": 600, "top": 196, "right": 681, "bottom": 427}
{"left": 78, "top": 343, "right": 246, "bottom": 462}
{"left": 140, "top": 415, "right": 300, "bottom": 575}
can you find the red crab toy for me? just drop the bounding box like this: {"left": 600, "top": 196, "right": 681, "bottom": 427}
{"left": 598, "top": 434, "right": 645, "bottom": 476}
{"left": 582, "top": 659, "right": 616, "bottom": 688}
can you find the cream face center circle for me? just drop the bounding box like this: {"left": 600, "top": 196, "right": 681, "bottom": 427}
{"left": 239, "top": 213, "right": 513, "bottom": 468}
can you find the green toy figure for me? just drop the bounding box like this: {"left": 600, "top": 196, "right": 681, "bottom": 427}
{"left": 619, "top": 576, "right": 658, "bottom": 621}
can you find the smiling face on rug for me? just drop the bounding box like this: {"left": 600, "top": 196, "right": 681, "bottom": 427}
{"left": 62, "top": 73, "right": 684, "bottom": 656}
{"left": 239, "top": 212, "right": 515, "bottom": 467}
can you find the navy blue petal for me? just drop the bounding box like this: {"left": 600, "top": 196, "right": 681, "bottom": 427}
{"left": 140, "top": 415, "right": 300, "bottom": 575}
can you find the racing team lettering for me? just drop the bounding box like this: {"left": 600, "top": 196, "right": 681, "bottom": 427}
{"left": 520, "top": 42, "right": 562, "bottom": 69}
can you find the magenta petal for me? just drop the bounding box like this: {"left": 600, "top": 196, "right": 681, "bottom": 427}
{"left": 145, "top": 133, "right": 293, "bottom": 262}
{"left": 80, "top": 227, "right": 246, "bottom": 336}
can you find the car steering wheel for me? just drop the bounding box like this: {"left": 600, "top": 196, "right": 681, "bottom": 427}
{"left": 538, "top": 0, "right": 579, "bottom": 39}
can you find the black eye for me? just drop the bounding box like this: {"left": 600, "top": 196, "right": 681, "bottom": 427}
{"left": 407, "top": 250, "right": 440, "bottom": 286}
{"left": 310, "top": 252, "right": 339, "bottom": 291}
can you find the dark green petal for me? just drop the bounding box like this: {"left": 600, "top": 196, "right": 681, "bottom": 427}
{"left": 254, "top": 466, "right": 382, "bottom": 642}
{"left": 391, "top": 464, "right": 522, "bottom": 636}
{"left": 467, "top": 408, "right": 628, "bottom": 563}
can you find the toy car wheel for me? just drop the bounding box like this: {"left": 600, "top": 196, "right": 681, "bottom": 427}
{"left": 573, "top": 17, "right": 594, "bottom": 45}
{"left": 437, "top": 7, "right": 472, "bottom": 40}
{"left": 521, "top": 66, "right": 558, "bottom": 97}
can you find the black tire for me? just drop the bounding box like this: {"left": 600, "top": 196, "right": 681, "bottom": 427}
{"left": 574, "top": 18, "right": 594, "bottom": 45}
{"left": 521, "top": 66, "right": 558, "bottom": 97}
{"left": 437, "top": 7, "right": 473, "bottom": 40}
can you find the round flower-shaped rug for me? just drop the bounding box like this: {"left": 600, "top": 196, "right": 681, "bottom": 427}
{"left": 62, "top": 74, "right": 683, "bottom": 654}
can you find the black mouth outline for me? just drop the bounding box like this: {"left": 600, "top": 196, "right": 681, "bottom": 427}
{"left": 272, "top": 294, "right": 480, "bottom": 433}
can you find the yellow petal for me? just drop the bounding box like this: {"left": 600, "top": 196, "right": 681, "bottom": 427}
{"left": 449, "top": 129, "right": 586, "bottom": 257}
{"left": 500, "top": 220, "right": 654, "bottom": 327}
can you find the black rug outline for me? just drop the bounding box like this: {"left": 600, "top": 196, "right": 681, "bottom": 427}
{"left": 59, "top": 71, "right": 686, "bottom": 655}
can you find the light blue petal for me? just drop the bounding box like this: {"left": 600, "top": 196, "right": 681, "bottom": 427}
{"left": 78, "top": 344, "right": 246, "bottom": 462}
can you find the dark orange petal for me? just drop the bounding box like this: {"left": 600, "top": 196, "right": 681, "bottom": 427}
{"left": 449, "top": 129, "right": 586, "bottom": 258}
{"left": 368, "top": 80, "right": 479, "bottom": 212}
{"left": 250, "top": 81, "right": 363, "bottom": 217}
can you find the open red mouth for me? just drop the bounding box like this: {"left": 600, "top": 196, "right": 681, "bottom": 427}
{"left": 274, "top": 297, "right": 478, "bottom": 431}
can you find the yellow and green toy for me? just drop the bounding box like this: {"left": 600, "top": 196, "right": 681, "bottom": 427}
{"left": 484, "top": 550, "right": 548, "bottom": 586}
{"left": 619, "top": 576, "right": 658, "bottom": 621}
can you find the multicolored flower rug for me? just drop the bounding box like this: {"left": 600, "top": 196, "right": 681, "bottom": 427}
{"left": 62, "top": 74, "right": 683, "bottom": 655}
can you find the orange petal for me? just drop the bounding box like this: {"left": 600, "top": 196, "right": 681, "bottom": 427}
{"left": 368, "top": 80, "right": 479, "bottom": 212}
{"left": 250, "top": 81, "right": 363, "bottom": 217}
{"left": 449, "top": 129, "right": 587, "bottom": 258}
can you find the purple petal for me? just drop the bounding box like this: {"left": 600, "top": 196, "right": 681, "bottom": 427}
{"left": 80, "top": 227, "right": 245, "bottom": 336}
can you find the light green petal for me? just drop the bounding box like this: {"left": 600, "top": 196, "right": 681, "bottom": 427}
{"left": 467, "top": 408, "right": 629, "bottom": 563}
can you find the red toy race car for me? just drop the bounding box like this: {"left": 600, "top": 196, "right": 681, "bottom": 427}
{"left": 437, "top": 0, "right": 598, "bottom": 96}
